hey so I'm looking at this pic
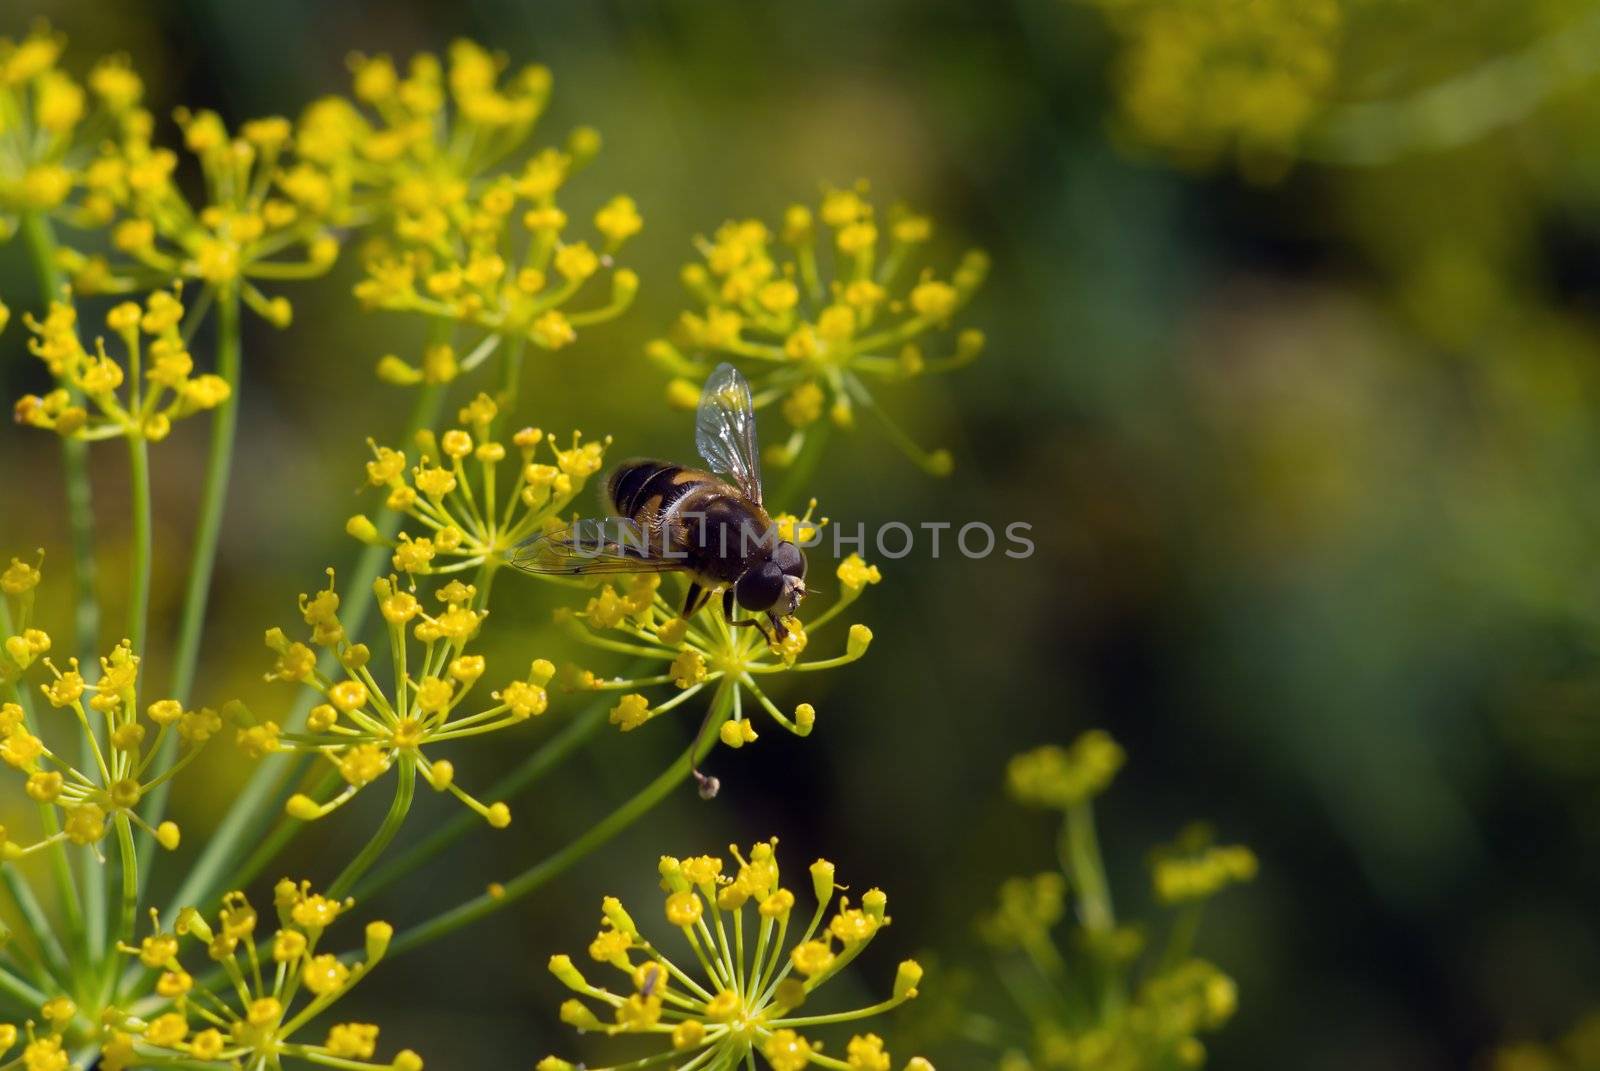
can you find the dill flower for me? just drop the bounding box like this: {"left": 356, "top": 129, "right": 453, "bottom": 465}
{"left": 0, "top": 554, "right": 215, "bottom": 857}
{"left": 244, "top": 569, "right": 553, "bottom": 827}
{"left": 978, "top": 735, "right": 1254, "bottom": 1070}
{"left": 300, "top": 40, "right": 638, "bottom": 385}
{"left": 540, "top": 838, "right": 933, "bottom": 1071}
{"left": 0, "top": 23, "right": 148, "bottom": 238}
{"left": 106, "top": 879, "right": 422, "bottom": 1071}
{"left": 1150, "top": 824, "right": 1258, "bottom": 905}
{"left": 14, "top": 292, "right": 229, "bottom": 441}
{"left": 348, "top": 392, "right": 609, "bottom": 575}
{"left": 1089, "top": 0, "right": 1342, "bottom": 180}
{"left": 558, "top": 512, "right": 880, "bottom": 759}
{"left": 74, "top": 104, "right": 342, "bottom": 315}
{"left": 1005, "top": 732, "right": 1125, "bottom": 810}
{"left": 301, "top": 39, "right": 559, "bottom": 229}
{"left": 647, "top": 183, "right": 988, "bottom": 474}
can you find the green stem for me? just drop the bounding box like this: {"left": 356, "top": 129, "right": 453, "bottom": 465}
{"left": 137, "top": 286, "right": 241, "bottom": 887}
{"left": 496, "top": 336, "right": 526, "bottom": 417}
{"left": 105, "top": 814, "right": 138, "bottom": 1001}
{"left": 0, "top": 867, "right": 70, "bottom": 987}
{"left": 328, "top": 754, "right": 416, "bottom": 899}
{"left": 17, "top": 213, "right": 98, "bottom": 668}
{"left": 125, "top": 437, "right": 151, "bottom": 655}
{"left": 230, "top": 766, "right": 340, "bottom": 893}
{"left": 18, "top": 210, "right": 106, "bottom": 967}
{"left": 166, "top": 286, "right": 241, "bottom": 699}
{"left": 1158, "top": 903, "right": 1204, "bottom": 974}
{"left": 164, "top": 380, "right": 448, "bottom": 918}
{"left": 386, "top": 685, "right": 735, "bottom": 958}
{"left": 350, "top": 687, "right": 613, "bottom": 901}
{"left": 1062, "top": 802, "right": 1114, "bottom": 933}
{"left": 0, "top": 600, "right": 85, "bottom": 961}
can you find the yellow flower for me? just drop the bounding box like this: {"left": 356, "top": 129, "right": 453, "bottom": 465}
{"left": 1090, "top": 0, "right": 1341, "bottom": 181}
{"left": 648, "top": 182, "right": 987, "bottom": 474}
{"left": 321, "top": 41, "right": 639, "bottom": 390}
{"left": 0, "top": 25, "right": 146, "bottom": 232}
{"left": 1151, "top": 825, "right": 1259, "bottom": 904}
{"left": 120, "top": 883, "right": 420, "bottom": 1071}
{"left": 15, "top": 294, "right": 230, "bottom": 442}
{"left": 543, "top": 839, "right": 931, "bottom": 1071}
{"left": 64, "top": 101, "right": 342, "bottom": 312}
{"left": 1006, "top": 731, "right": 1125, "bottom": 810}
{"left": 0, "top": 562, "right": 218, "bottom": 858}
{"left": 355, "top": 397, "right": 608, "bottom": 574}
{"left": 254, "top": 568, "right": 548, "bottom": 827}
{"left": 557, "top": 503, "right": 878, "bottom": 781}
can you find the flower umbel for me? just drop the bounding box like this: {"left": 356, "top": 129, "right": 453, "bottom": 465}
{"left": 108, "top": 880, "right": 421, "bottom": 1071}
{"left": 15, "top": 292, "right": 230, "bottom": 441}
{"left": 248, "top": 569, "right": 552, "bottom": 827}
{"left": 539, "top": 839, "right": 932, "bottom": 1071}
{"left": 0, "top": 23, "right": 147, "bottom": 239}
{"left": 0, "top": 558, "right": 212, "bottom": 858}
{"left": 976, "top": 734, "right": 1254, "bottom": 1070}
{"left": 311, "top": 39, "right": 639, "bottom": 389}
{"left": 560, "top": 509, "right": 880, "bottom": 757}
{"left": 79, "top": 103, "right": 342, "bottom": 316}
{"left": 648, "top": 182, "right": 988, "bottom": 474}
{"left": 350, "top": 393, "right": 609, "bottom": 575}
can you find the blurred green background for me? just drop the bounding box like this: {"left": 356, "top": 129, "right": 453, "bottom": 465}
{"left": 6, "top": 1, "right": 1600, "bottom": 1067}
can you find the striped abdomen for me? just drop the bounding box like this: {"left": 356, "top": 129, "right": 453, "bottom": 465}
{"left": 606, "top": 459, "right": 771, "bottom": 585}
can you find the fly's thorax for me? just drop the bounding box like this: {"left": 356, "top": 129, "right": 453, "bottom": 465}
{"left": 670, "top": 485, "right": 773, "bottom": 585}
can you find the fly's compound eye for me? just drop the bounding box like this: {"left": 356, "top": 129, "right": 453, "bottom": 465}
{"left": 772, "top": 540, "right": 805, "bottom": 580}
{"left": 736, "top": 561, "right": 785, "bottom": 612}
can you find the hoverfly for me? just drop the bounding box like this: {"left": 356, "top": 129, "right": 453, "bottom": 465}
{"left": 510, "top": 363, "right": 808, "bottom": 641}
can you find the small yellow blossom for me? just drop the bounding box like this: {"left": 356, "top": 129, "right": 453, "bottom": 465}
{"left": 250, "top": 568, "right": 546, "bottom": 827}
{"left": 1090, "top": 0, "right": 1342, "bottom": 181}
{"left": 118, "top": 882, "right": 420, "bottom": 1071}
{"left": 648, "top": 182, "right": 987, "bottom": 474}
{"left": 357, "top": 397, "right": 608, "bottom": 574}
{"left": 0, "top": 25, "right": 146, "bottom": 234}
{"left": 1006, "top": 731, "right": 1125, "bottom": 810}
{"left": 66, "top": 100, "right": 343, "bottom": 311}
{"left": 15, "top": 294, "right": 229, "bottom": 442}
{"left": 556, "top": 503, "right": 878, "bottom": 781}
{"left": 0, "top": 563, "right": 217, "bottom": 857}
{"left": 543, "top": 839, "right": 932, "bottom": 1071}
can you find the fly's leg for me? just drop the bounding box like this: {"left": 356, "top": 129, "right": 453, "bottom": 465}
{"left": 681, "top": 581, "right": 711, "bottom": 621}
{"left": 722, "top": 587, "right": 778, "bottom": 645}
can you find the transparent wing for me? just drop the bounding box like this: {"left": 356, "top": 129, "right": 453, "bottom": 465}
{"left": 508, "top": 517, "right": 688, "bottom": 577}
{"left": 695, "top": 362, "right": 763, "bottom": 506}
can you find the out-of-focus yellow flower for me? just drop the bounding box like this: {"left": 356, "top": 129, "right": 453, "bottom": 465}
{"left": 557, "top": 507, "right": 879, "bottom": 754}
{"left": 350, "top": 392, "right": 608, "bottom": 574}
{"left": 0, "top": 24, "right": 147, "bottom": 241}
{"left": 1006, "top": 731, "right": 1125, "bottom": 810}
{"left": 983, "top": 736, "right": 1252, "bottom": 1070}
{"left": 14, "top": 293, "right": 230, "bottom": 441}
{"left": 1089, "top": 0, "right": 1342, "bottom": 180}
{"left": 648, "top": 182, "right": 988, "bottom": 474}
{"left": 1151, "top": 824, "right": 1258, "bottom": 904}
{"left": 109, "top": 881, "right": 421, "bottom": 1071}
{"left": 539, "top": 839, "right": 932, "bottom": 1071}
{"left": 0, "top": 558, "right": 215, "bottom": 857}
{"left": 72, "top": 105, "right": 342, "bottom": 316}
{"left": 300, "top": 40, "right": 638, "bottom": 386}
{"left": 245, "top": 569, "right": 551, "bottom": 828}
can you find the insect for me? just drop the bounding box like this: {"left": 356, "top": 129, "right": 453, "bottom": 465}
{"left": 511, "top": 362, "right": 808, "bottom": 642}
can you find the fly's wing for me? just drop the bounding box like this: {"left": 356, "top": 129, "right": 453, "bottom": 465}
{"left": 509, "top": 516, "right": 688, "bottom": 577}
{"left": 695, "top": 362, "right": 763, "bottom": 507}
